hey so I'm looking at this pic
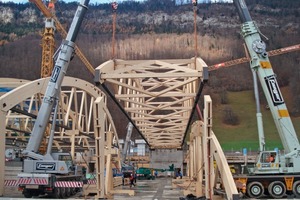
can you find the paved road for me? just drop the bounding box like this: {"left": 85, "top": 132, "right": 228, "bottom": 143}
{"left": 1, "top": 177, "right": 184, "bottom": 200}
{"left": 114, "top": 177, "right": 183, "bottom": 200}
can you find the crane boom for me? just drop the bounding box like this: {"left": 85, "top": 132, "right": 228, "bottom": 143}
{"left": 234, "top": 0, "right": 299, "bottom": 154}
{"left": 30, "top": 0, "right": 95, "bottom": 75}
{"left": 29, "top": 0, "right": 52, "bottom": 18}
{"left": 23, "top": 0, "right": 90, "bottom": 159}
{"left": 122, "top": 122, "right": 133, "bottom": 164}
{"left": 209, "top": 43, "right": 300, "bottom": 71}
{"left": 18, "top": 2, "right": 89, "bottom": 197}
{"left": 231, "top": 1, "right": 300, "bottom": 198}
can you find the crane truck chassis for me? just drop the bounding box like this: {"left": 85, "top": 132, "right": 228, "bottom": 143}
{"left": 233, "top": 0, "right": 300, "bottom": 199}
{"left": 17, "top": 0, "right": 89, "bottom": 198}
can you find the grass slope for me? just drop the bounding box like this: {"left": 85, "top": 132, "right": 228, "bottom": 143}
{"left": 212, "top": 89, "right": 300, "bottom": 152}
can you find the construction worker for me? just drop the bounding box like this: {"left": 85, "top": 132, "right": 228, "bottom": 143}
{"left": 130, "top": 173, "right": 135, "bottom": 188}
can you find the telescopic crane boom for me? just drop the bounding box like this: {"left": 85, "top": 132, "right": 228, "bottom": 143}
{"left": 234, "top": 0, "right": 300, "bottom": 154}
{"left": 233, "top": 0, "right": 300, "bottom": 198}
{"left": 24, "top": 0, "right": 89, "bottom": 157}
{"left": 18, "top": 1, "right": 90, "bottom": 198}
{"left": 122, "top": 122, "right": 133, "bottom": 164}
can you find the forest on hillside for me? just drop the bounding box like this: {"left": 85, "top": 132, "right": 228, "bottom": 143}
{"left": 0, "top": 0, "right": 300, "bottom": 122}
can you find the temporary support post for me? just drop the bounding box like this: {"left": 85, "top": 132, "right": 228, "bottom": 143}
{"left": 105, "top": 131, "right": 113, "bottom": 198}
{"left": 177, "top": 95, "right": 240, "bottom": 200}
{"left": 203, "top": 95, "right": 214, "bottom": 199}
{"left": 91, "top": 97, "right": 134, "bottom": 198}
{"left": 195, "top": 124, "right": 203, "bottom": 197}
{"left": 65, "top": 129, "right": 78, "bottom": 159}
{"left": 93, "top": 97, "right": 106, "bottom": 198}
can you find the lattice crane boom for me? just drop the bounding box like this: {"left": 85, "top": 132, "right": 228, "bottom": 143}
{"left": 30, "top": 0, "right": 95, "bottom": 76}
{"left": 209, "top": 43, "right": 300, "bottom": 71}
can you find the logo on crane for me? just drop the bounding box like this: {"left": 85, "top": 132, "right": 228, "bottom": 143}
{"left": 36, "top": 162, "right": 56, "bottom": 171}
{"left": 265, "top": 75, "right": 284, "bottom": 105}
{"left": 239, "top": 0, "right": 247, "bottom": 9}
{"left": 50, "top": 66, "right": 61, "bottom": 83}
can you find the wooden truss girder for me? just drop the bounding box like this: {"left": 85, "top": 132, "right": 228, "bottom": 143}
{"left": 175, "top": 96, "right": 239, "bottom": 199}
{"left": 0, "top": 77, "right": 124, "bottom": 198}
{"left": 0, "top": 77, "right": 117, "bottom": 152}
{"left": 95, "top": 58, "right": 207, "bottom": 149}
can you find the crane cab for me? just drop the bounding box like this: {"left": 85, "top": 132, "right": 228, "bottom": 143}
{"left": 249, "top": 151, "right": 280, "bottom": 174}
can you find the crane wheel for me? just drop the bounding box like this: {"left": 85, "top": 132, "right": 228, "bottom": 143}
{"left": 65, "top": 187, "right": 71, "bottom": 197}
{"left": 60, "top": 187, "right": 67, "bottom": 198}
{"left": 268, "top": 181, "right": 286, "bottom": 199}
{"left": 23, "top": 189, "right": 33, "bottom": 198}
{"left": 293, "top": 180, "right": 300, "bottom": 198}
{"left": 52, "top": 187, "right": 61, "bottom": 199}
{"left": 247, "top": 181, "right": 264, "bottom": 199}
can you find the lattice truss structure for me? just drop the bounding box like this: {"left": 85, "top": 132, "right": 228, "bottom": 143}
{"left": 0, "top": 77, "right": 118, "bottom": 153}
{"left": 95, "top": 58, "right": 208, "bottom": 149}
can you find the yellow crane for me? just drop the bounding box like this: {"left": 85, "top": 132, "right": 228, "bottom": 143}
{"left": 38, "top": 0, "right": 56, "bottom": 78}
{"left": 29, "top": 0, "right": 95, "bottom": 77}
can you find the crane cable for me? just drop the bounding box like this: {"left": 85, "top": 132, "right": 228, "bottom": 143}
{"left": 192, "top": 0, "right": 204, "bottom": 121}
{"left": 193, "top": 0, "right": 198, "bottom": 60}
{"left": 111, "top": 1, "right": 118, "bottom": 59}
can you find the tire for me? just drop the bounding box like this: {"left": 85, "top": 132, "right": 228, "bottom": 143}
{"left": 247, "top": 181, "right": 264, "bottom": 199}
{"left": 60, "top": 187, "right": 67, "bottom": 199}
{"left": 268, "top": 181, "right": 286, "bottom": 199}
{"left": 65, "top": 187, "right": 71, "bottom": 197}
{"left": 70, "top": 187, "right": 76, "bottom": 195}
{"left": 293, "top": 180, "right": 300, "bottom": 198}
{"left": 23, "top": 189, "right": 33, "bottom": 198}
{"left": 52, "top": 187, "right": 61, "bottom": 199}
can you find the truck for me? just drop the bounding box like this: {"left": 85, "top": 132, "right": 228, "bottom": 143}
{"left": 17, "top": 0, "right": 89, "bottom": 198}
{"left": 233, "top": 0, "right": 300, "bottom": 199}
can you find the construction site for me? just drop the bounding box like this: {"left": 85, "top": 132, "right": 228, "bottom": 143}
{"left": 0, "top": 0, "right": 300, "bottom": 199}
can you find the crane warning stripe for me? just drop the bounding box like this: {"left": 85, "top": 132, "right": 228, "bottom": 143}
{"left": 18, "top": 178, "right": 32, "bottom": 184}
{"left": 278, "top": 109, "right": 289, "bottom": 117}
{"left": 33, "top": 178, "right": 48, "bottom": 185}
{"left": 4, "top": 180, "right": 18, "bottom": 187}
{"left": 54, "top": 181, "right": 83, "bottom": 188}
{"left": 18, "top": 178, "right": 48, "bottom": 185}
{"left": 87, "top": 179, "right": 97, "bottom": 185}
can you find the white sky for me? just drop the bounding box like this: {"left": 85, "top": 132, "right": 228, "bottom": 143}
{"left": 1, "top": 0, "right": 120, "bottom": 4}
{"left": 1, "top": 0, "right": 232, "bottom": 4}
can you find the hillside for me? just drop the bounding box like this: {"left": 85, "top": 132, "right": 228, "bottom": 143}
{"left": 0, "top": 0, "right": 299, "bottom": 142}
{"left": 213, "top": 89, "right": 300, "bottom": 151}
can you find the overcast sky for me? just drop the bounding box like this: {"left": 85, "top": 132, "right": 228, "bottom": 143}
{"left": 0, "top": 0, "right": 120, "bottom": 4}
{"left": 1, "top": 0, "right": 232, "bottom": 4}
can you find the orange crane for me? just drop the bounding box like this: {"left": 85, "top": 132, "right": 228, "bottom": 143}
{"left": 29, "top": 0, "right": 95, "bottom": 77}
{"left": 209, "top": 43, "right": 300, "bottom": 71}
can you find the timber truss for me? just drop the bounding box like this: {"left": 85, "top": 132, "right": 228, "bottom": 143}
{"left": 0, "top": 77, "right": 126, "bottom": 198}
{"left": 95, "top": 58, "right": 208, "bottom": 149}
{"left": 0, "top": 77, "right": 118, "bottom": 151}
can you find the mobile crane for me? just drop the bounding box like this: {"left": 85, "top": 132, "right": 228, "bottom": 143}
{"left": 17, "top": 0, "right": 89, "bottom": 198}
{"left": 233, "top": 0, "right": 300, "bottom": 199}
{"left": 121, "top": 122, "right": 135, "bottom": 185}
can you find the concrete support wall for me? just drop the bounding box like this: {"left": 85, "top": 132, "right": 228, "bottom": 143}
{"left": 150, "top": 149, "right": 183, "bottom": 171}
